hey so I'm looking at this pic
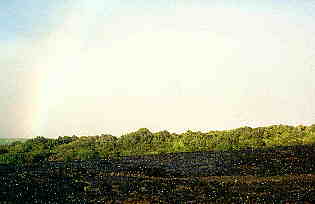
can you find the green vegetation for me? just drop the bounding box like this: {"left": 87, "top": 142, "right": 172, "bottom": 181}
{"left": 0, "top": 138, "right": 28, "bottom": 145}
{"left": 1, "top": 124, "right": 315, "bottom": 165}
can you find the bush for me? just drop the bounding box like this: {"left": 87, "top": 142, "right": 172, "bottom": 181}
{"left": 1, "top": 124, "right": 315, "bottom": 165}
{"left": 0, "top": 147, "right": 9, "bottom": 154}
{"left": 0, "top": 153, "right": 26, "bottom": 165}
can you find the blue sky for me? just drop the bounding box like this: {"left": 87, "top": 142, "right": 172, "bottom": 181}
{"left": 1, "top": 0, "right": 314, "bottom": 41}
{"left": 0, "top": 1, "right": 61, "bottom": 41}
{"left": 1, "top": 0, "right": 315, "bottom": 138}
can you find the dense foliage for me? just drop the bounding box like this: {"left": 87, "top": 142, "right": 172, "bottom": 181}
{"left": 1, "top": 124, "right": 315, "bottom": 164}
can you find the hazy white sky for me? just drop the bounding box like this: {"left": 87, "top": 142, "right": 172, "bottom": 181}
{"left": 1, "top": 0, "right": 315, "bottom": 138}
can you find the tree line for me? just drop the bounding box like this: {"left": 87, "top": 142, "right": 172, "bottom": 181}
{"left": 1, "top": 124, "right": 315, "bottom": 165}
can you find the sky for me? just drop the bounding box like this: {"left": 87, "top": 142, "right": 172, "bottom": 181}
{"left": 1, "top": 0, "right": 315, "bottom": 138}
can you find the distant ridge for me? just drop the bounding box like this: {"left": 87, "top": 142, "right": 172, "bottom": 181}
{"left": 0, "top": 138, "right": 27, "bottom": 145}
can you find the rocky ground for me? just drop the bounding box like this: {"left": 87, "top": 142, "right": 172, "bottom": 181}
{"left": 1, "top": 144, "right": 315, "bottom": 203}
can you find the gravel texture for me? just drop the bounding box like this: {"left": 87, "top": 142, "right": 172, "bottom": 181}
{"left": 1, "top": 144, "right": 315, "bottom": 203}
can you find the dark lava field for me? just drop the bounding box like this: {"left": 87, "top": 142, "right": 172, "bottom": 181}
{"left": 1, "top": 144, "right": 315, "bottom": 203}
